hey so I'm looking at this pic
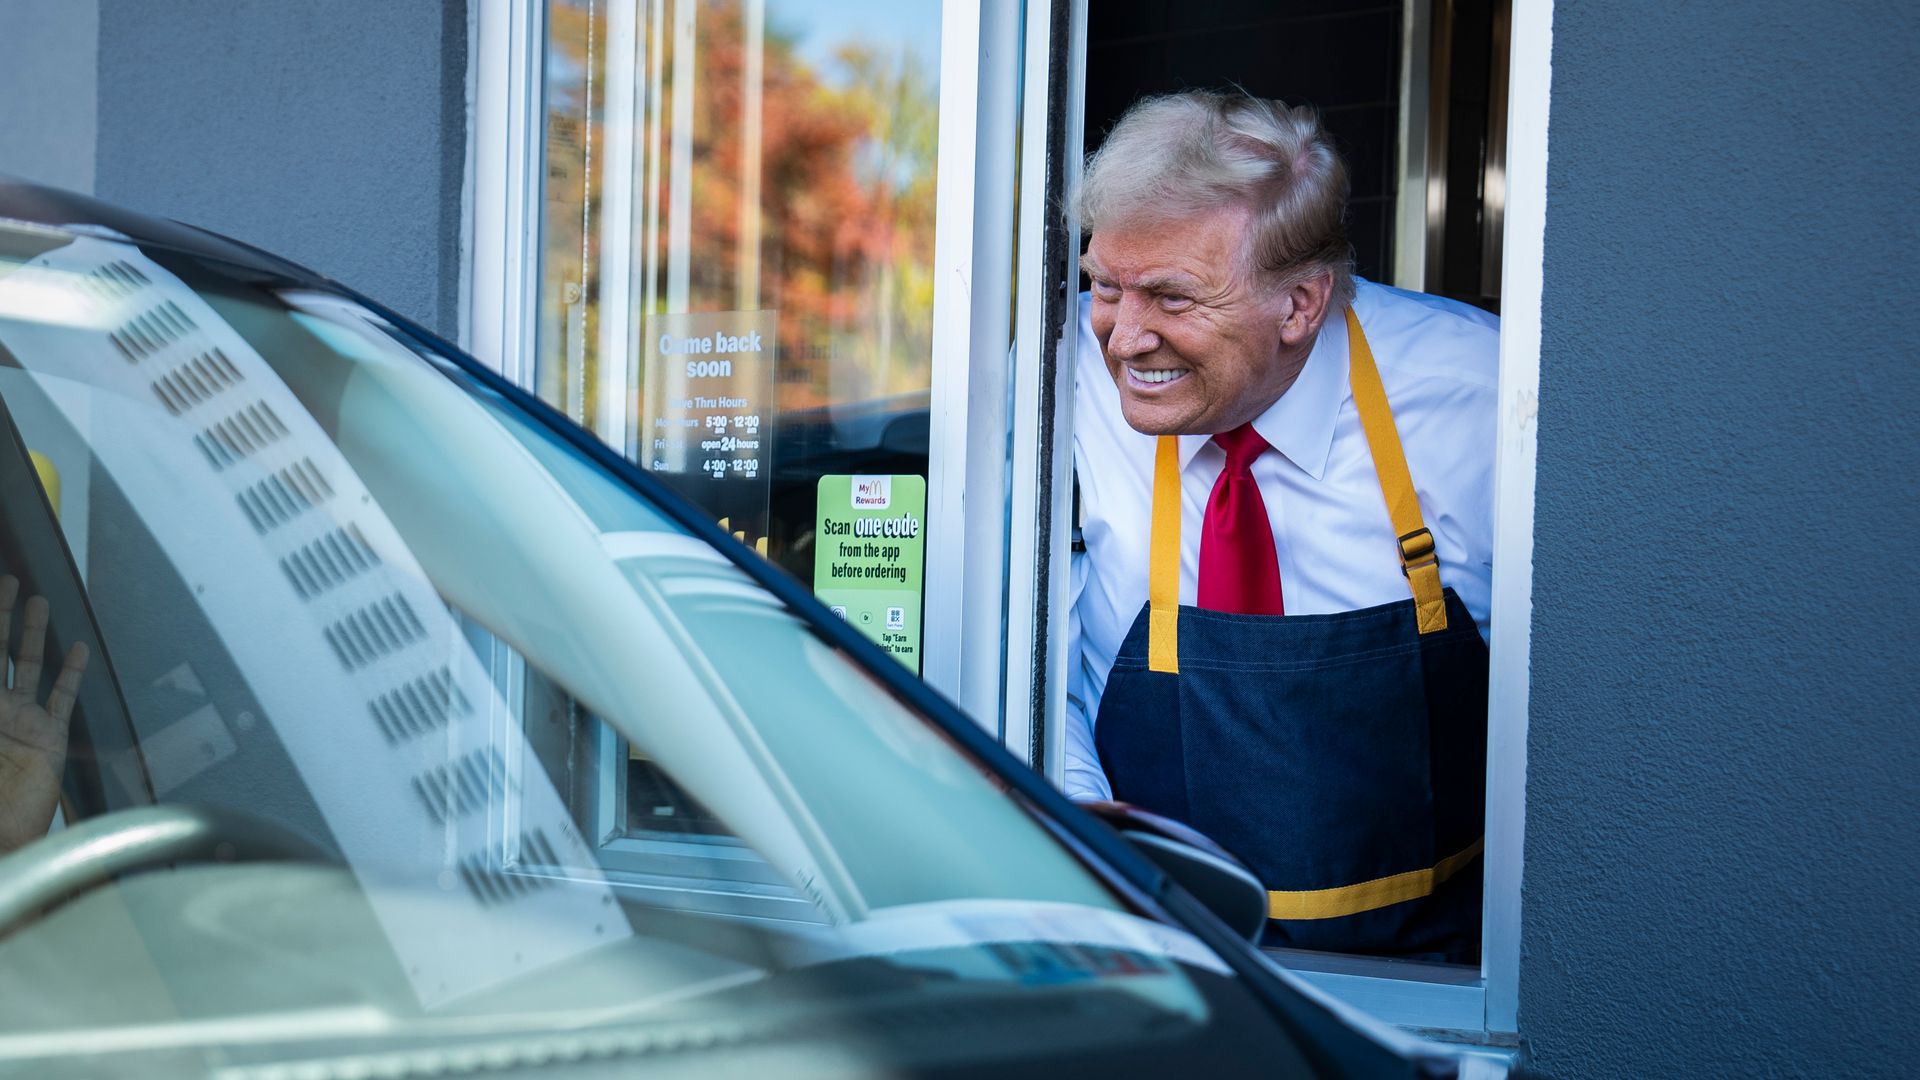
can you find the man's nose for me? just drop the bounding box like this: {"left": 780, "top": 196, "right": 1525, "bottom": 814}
{"left": 1106, "top": 304, "right": 1159, "bottom": 359}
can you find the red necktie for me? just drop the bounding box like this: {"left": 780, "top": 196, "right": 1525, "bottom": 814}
{"left": 1197, "top": 423, "right": 1285, "bottom": 615}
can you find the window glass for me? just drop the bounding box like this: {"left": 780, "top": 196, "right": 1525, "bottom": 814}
{"left": 539, "top": 0, "right": 945, "bottom": 839}
{"left": 538, "top": 0, "right": 941, "bottom": 580}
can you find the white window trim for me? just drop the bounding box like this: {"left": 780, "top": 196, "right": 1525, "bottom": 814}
{"left": 466, "top": 0, "right": 545, "bottom": 384}
{"left": 1002, "top": 0, "right": 1086, "bottom": 768}
{"left": 920, "top": 0, "right": 1015, "bottom": 730}
{"left": 1480, "top": 0, "right": 1553, "bottom": 1036}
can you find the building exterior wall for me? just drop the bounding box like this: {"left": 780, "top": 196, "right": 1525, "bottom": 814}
{"left": 92, "top": 0, "right": 469, "bottom": 338}
{"left": 0, "top": 0, "right": 99, "bottom": 193}
{"left": 1521, "top": 1, "right": 1919, "bottom": 1076}
{"left": 7, "top": 1, "right": 1920, "bottom": 1073}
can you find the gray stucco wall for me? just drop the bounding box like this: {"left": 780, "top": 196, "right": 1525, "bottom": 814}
{"left": 93, "top": 0, "right": 469, "bottom": 338}
{"left": 0, "top": 0, "right": 99, "bottom": 193}
{"left": 1521, "top": 1, "right": 1919, "bottom": 1077}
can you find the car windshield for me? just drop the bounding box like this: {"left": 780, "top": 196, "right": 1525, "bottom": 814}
{"left": 0, "top": 219, "right": 1310, "bottom": 1077}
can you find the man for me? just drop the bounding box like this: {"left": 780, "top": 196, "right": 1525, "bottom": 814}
{"left": 1062, "top": 92, "right": 1499, "bottom": 962}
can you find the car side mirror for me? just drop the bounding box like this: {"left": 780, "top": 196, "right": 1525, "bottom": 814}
{"left": 1081, "top": 800, "right": 1267, "bottom": 943}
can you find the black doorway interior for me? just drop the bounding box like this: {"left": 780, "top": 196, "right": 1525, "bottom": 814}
{"left": 1084, "top": 0, "right": 1507, "bottom": 313}
{"left": 1085, "top": 1, "right": 1405, "bottom": 284}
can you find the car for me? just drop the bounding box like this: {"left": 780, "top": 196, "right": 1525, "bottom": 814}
{"left": 0, "top": 178, "right": 1505, "bottom": 1079}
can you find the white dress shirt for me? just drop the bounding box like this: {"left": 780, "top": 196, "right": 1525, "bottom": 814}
{"left": 1062, "top": 278, "right": 1501, "bottom": 802}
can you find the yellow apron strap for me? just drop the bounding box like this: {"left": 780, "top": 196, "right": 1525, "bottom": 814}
{"left": 1345, "top": 307, "right": 1449, "bottom": 634}
{"left": 1147, "top": 434, "right": 1181, "bottom": 673}
{"left": 1144, "top": 305, "right": 1446, "bottom": 670}
{"left": 1267, "top": 837, "right": 1484, "bottom": 921}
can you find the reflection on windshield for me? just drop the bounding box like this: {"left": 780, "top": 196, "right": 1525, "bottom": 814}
{"left": 0, "top": 224, "right": 1309, "bottom": 1077}
{"left": 0, "top": 236, "right": 629, "bottom": 1005}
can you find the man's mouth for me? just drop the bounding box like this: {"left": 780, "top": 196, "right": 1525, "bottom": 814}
{"left": 1124, "top": 366, "right": 1191, "bottom": 389}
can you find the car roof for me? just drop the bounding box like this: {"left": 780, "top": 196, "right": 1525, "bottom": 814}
{"left": 0, "top": 175, "right": 324, "bottom": 290}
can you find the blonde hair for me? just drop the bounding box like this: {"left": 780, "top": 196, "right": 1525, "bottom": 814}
{"left": 1075, "top": 91, "right": 1355, "bottom": 306}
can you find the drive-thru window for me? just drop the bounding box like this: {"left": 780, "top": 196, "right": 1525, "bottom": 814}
{"left": 469, "top": 0, "right": 1550, "bottom": 1045}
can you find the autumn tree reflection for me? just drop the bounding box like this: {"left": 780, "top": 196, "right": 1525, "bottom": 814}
{"left": 540, "top": 0, "right": 940, "bottom": 434}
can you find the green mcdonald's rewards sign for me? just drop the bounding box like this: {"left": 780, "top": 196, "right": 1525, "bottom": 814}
{"left": 813, "top": 474, "right": 926, "bottom": 673}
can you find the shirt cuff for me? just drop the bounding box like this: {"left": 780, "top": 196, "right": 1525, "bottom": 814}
{"left": 1062, "top": 768, "right": 1113, "bottom": 804}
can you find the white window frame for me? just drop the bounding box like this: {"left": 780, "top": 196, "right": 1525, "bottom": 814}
{"left": 1001, "top": 0, "right": 1087, "bottom": 773}
{"left": 467, "top": 0, "right": 1002, "bottom": 722}
{"left": 1479, "top": 0, "right": 1553, "bottom": 1036}
{"left": 465, "top": 0, "right": 1010, "bottom": 909}
{"left": 467, "top": 0, "right": 1553, "bottom": 1043}
{"left": 919, "top": 0, "right": 1014, "bottom": 730}
{"left": 465, "top": 0, "right": 545, "bottom": 384}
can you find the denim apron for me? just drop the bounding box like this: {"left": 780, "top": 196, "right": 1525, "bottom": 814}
{"left": 1094, "top": 308, "right": 1488, "bottom": 962}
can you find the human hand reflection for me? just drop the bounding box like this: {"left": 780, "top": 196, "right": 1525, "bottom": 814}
{"left": 0, "top": 575, "right": 89, "bottom": 855}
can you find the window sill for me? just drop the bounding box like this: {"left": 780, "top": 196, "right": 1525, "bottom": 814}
{"left": 1262, "top": 946, "right": 1487, "bottom": 1033}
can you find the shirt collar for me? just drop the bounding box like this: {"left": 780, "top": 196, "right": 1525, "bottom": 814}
{"left": 1176, "top": 307, "right": 1348, "bottom": 481}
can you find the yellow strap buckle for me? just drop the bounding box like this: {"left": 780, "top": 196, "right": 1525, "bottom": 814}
{"left": 1396, "top": 527, "right": 1438, "bottom": 576}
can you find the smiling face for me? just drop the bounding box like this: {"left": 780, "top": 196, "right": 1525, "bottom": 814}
{"left": 1084, "top": 205, "right": 1325, "bottom": 436}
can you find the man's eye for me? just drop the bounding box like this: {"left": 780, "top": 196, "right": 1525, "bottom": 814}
{"left": 1092, "top": 281, "right": 1121, "bottom": 301}
{"left": 1159, "top": 294, "right": 1193, "bottom": 310}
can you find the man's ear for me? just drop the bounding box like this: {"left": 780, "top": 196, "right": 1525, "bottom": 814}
{"left": 1278, "top": 271, "right": 1336, "bottom": 347}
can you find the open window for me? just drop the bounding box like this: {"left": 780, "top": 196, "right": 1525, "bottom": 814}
{"left": 1007, "top": 0, "right": 1548, "bottom": 1043}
